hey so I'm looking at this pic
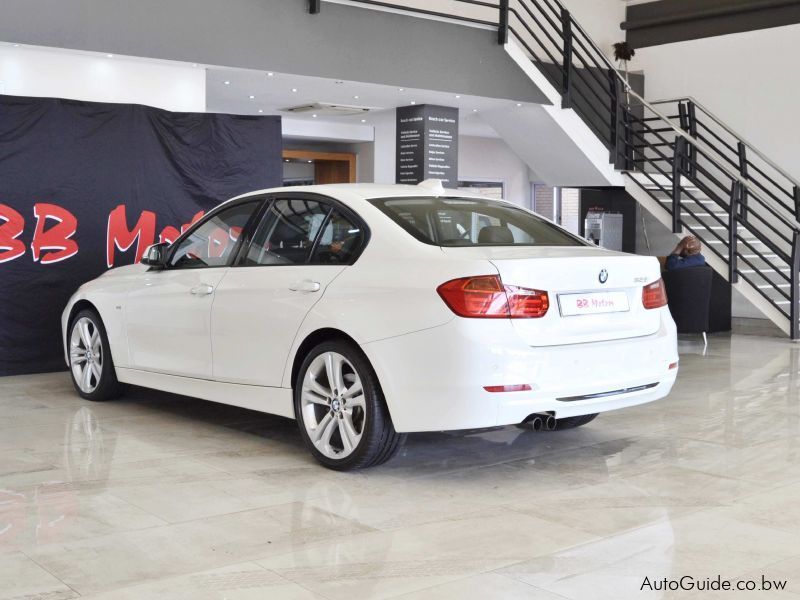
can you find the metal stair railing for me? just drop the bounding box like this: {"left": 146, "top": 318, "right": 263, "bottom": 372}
{"left": 649, "top": 97, "right": 800, "bottom": 228}
{"left": 622, "top": 97, "right": 800, "bottom": 337}
{"left": 306, "top": 0, "right": 800, "bottom": 339}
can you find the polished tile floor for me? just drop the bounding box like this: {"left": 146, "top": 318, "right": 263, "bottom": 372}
{"left": 2, "top": 334, "right": 799, "bottom": 599}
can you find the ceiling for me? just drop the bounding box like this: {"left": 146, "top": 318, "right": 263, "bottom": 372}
{"left": 2, "top": 41, "right": 532, "bottom": 142}
{"left": 204, "top": 65, "right": 532, "bottom": 140}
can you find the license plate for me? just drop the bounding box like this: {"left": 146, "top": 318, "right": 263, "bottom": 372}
{"left": 558, "top": 291, "right": 630, "bottom": 316}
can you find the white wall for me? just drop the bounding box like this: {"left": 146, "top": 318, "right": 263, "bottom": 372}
{"left": 459, "top": 136, "right": 532, "bottom": 207}
{"left": 0, "top": 45, "right": 205, "bottom": 112}
{"left": 634, "top": 23, "right": 800, "bottom": 180}
{"left": 370, "top": 109, "right": 397, "bottom": 185}
{"left": 560, "top": 0, "right": 626, "bottom": 58}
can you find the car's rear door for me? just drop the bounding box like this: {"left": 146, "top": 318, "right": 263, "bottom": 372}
{"left": 210, "top": 194, "right": 367, "bottom": 387}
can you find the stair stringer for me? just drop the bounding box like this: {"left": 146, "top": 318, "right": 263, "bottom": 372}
{"left": 502, "top": 39, "right": 623, "bottom": 187}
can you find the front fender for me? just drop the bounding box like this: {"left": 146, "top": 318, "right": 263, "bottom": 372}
{"left": 60, "top": 272, "right": 138, "bottom": 369}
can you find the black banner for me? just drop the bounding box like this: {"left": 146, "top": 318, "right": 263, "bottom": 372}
{"left": 0, "top": 95, "right": 282, "bottom": 376}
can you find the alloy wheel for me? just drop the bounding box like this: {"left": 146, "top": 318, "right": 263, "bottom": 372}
{"left": 300, "top": 351, "right": 366, "bottom": 459}
{"left": 69, "top": 317, "right": 103, "bottom": 394}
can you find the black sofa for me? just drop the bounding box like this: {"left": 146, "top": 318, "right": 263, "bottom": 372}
{"left": 662, "top": 266, "right": 731, "bottom": 334}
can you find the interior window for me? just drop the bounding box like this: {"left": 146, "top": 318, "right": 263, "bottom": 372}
{"left": 243, "top": 199, "right": 331, "bottom": 266}
{"left": 310, "top": 210, "right": 364, "bottom": 264}
{"left": 169, "top": 201, "right": 259, "bottom": 269}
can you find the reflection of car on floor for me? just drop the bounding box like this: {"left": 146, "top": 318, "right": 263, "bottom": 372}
{"left": 62, "top": 180, "right": 678, "bottom": 470}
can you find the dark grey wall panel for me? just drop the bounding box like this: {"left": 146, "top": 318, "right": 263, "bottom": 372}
{"left": 624, "top": 0, "right": 800, "bottom": 48}
{"left": 0, "top": 0, "right": 548, "bottom": 103}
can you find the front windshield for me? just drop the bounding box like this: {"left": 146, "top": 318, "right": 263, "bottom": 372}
{"left": 368, "top": 196, "right": 586, "bottom": 247}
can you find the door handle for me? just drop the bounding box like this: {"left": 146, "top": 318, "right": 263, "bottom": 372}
{"left": 190, "top": 283, "right": 215, "bottom": 296}
{"left": 289, "top": 279, "right": 321, "bottom": 293}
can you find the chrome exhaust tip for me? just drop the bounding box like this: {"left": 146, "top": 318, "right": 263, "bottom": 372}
{"left": 528, "top": 415, "right": 543, "bottom": 431}
{"left": 544, "top": 414, "right": 556, "bottom": 431}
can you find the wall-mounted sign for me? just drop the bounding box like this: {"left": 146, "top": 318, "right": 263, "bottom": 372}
{"left": 396, "top": 104, "right": 459, "bottom": 187}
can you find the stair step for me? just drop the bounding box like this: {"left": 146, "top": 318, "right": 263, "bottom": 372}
{"left": 741, "top": 268, "right": 790, "bottom": 273}
{"left": 681, "top": 234, "right": 766, "bottom": 243}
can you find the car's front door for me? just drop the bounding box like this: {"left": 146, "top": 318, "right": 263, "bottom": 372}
{"left": 124, "top": 200, "right": 261, "bottom": 378}
{"left": 211, "top": 195, "right": 367, "bottom": 387}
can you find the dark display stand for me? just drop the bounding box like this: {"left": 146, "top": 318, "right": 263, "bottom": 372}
{"left": 396, "top": 104, "right": 459, "bottom": 187}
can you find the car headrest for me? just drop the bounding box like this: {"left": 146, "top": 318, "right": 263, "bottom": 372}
{"left": 478, "top": 225, "right": 514, "bottom": 244}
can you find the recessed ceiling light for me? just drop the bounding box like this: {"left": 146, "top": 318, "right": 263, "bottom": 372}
{"left": 106, "top": 54, "right": 114, "bottom": 58}
{"left": 192, "top": 63, "right": 198, "bottom": 67}
{"left": 249, "top": 95, "right": 255, "bottom": 100}
{"left": 312, "top": 114, "right": 318, "bottom": 118}
{"left": 398, "top": 88, "right": 404, "bottom": 92}
{"left": 291, "top": 88, "right": 298, "bottom": 93}
{"left": 361, "top": 119, "right": 367, "bottom": 123}
{"left": 13, "top": 44, "right": 20, "bottom": 47}
{"left": 455, "top": 95, "right": 461, "bottom": 99}
{"left": 353, "top": 95, "right": 359, "bottom": 99}
{"left": 307, "top": 160, "right": 313, "bottom": 163}
{"left": 258, "top": 109, "right": 263, "bottom": 113}
{"left": 410, "top": 101, "right": 416, "bottom": 105}
{"left": 516, "top": 103, "right": 522, "bottom": 107}
{"left": 224, "top": 80, "right": 230, "bottom": 85}
{"left": 473, "top": 109, "right": 479, "bottom": 112}
{"left": 267, "top": 72, "right": 274, "bottom": 77}
{"left": 284, "top": 159, "right": 289, "bottom": 162}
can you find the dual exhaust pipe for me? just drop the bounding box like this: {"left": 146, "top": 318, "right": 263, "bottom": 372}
{"left": 524, "top": 412, "right": 556, "bottom": 431}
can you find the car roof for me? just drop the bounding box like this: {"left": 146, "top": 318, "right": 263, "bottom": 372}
{"left": 228, "top": 182, "right": 489, "bottom": 205}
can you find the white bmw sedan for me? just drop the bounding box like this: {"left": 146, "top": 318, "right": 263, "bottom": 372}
{"left": 62, "top": 181, "right": 678, "bottom": 469}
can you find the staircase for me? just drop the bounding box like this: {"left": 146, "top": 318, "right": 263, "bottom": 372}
{"left": 308, "top": 0, "right": 800, "bottom": 340}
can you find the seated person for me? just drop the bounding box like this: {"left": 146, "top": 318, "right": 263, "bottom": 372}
{"left": 317, "top": 232, "right": 358, "bottom": 263}
{"left": 666, "top": 235, "right": 706, "bottom": 270}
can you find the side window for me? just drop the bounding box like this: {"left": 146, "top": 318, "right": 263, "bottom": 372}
{"left": 169, "top": 201, "right": 259, "bottom": 269}
{"left": 310, "top": 210, "right": 365, "bottom": 264}
{"left": 242, "top": 199, "right": 330, "bottom": 266}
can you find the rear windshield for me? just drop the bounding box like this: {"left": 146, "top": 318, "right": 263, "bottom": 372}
{"left": 368, "top": 196, "right": 586, "bottom": 247}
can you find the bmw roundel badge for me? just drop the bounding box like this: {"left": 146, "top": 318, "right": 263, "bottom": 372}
{"left": 599, "top": 269, "right": 608, "bottom": 284}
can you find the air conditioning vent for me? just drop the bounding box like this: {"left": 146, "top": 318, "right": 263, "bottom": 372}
{"left": 281, "top": 102, "right": 371, "bottom": 116}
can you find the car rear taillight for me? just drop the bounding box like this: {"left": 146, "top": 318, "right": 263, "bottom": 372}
{"left": 437, "top": 275, "right": 549, "bottom": 318}
{"left": 642, "top": 278, "right": 668, "bottom": 309}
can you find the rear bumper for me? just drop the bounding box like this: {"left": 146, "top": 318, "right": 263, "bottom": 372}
{"left": 363, "top": 308, "right": 678, "bottom": 432}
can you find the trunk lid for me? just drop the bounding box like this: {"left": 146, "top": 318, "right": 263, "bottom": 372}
{"left": 442, "top": 246, "right": 663, "bottom": 346}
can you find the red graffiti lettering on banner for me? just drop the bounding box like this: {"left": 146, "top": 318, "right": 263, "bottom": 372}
{"left": 0, "top": 204, "right": 26, "bottom": 264}
{"left": 0, "top": 203, "right": 206, "bottom": 267}
{"left": 31, "top": 203, "right": 79, "bottom": 264}
{"left": 106, "top": 205, "right": 157, "bottom": 268}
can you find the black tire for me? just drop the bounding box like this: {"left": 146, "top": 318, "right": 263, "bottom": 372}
{"left": 294, "top": 339, "right": 405, "bottom": 470}
{"left": 67, "top": 309, "right": 125, "bottom": 402}
{"left": 553, "top": 413, "right": 599, "bottom": 430}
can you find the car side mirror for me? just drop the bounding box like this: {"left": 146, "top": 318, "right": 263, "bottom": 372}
{"left": 141, "top": 242, "right": 169, "bottom": 269}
